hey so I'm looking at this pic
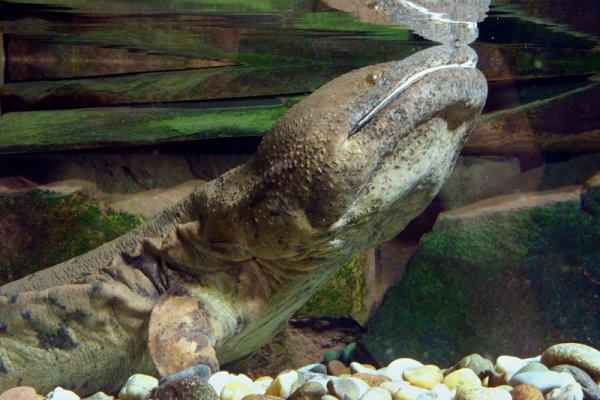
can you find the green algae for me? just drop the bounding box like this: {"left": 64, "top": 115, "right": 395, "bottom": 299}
{"left": 0, "top": 104, "right": 291, "bottom": 154}
{"left": 362, "top": 200, "right": 600, "bottom": 366}
{"left": 0, "top": 190, "right": 141, "bottom": 284}
{"left": 297, "top": 253, "right": 369, "bottom": 323}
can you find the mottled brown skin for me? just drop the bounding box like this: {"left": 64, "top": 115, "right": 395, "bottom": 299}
{"left": 0, "top": 45, "right": 487, "bottom": 395}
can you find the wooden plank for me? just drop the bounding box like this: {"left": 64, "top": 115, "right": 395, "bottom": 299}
{"left": 6, "top": 37, "right": 233, "bottom": 81}
{"left": 0, "top": 99, "right": 305, "bottom": 154}
{"left": 1, "top": 63, "right": 344, "bottom": 111}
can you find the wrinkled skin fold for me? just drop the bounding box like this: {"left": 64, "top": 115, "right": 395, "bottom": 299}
{"left": 0, "top": 45, "right": 487, "bottom": 395}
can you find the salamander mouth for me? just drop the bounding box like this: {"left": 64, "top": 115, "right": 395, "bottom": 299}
{"left": 349, "top": 58, "right": 477, "bottom": 136}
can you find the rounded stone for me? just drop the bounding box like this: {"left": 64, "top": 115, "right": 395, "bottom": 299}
{"left": 288, "top": 381, "right": 327, "bottom": 400}
{"left": 209, "top": 372, "right": 232, "bottom": 396}
{"left": 392, "top": 385, "right": 427, "bottom": 400}
{"left": 241, "top": 396, "right": 282, "bottom": 400}
{"left": 495, "top": 356, "right": 528, "bottom": 380}
{"left": 541, "top": 343, "right": 600, "bottom": 381}
{"left": 544, "top": 383, "right": 584, "bottom": 400}
{"left": 328, "top": 360, "right": 351, "bottom": 377}
{"left": 455, "top": 385, "right": 494, "bottom": 400}
{"left": 82, "top": 392, "right": 114, "bottom": 400}
{"left": 551, "top": 364, "right": 600, "bottom": 400}
{"left": 359, "top": 387, "right": 391, "bottom": 400}
{"left": 429, "top": 383, "right": 452, "bottom": 400}
{"left": 327, "top": 378, "right": 360, "bottom": 400}
{"left": 342, "top": 343, "right": 358, "bottom": 365}
{"left": 324, "top": 349, "right": 344, "bottom": 364}
{"left": 378, "top": 382, "right": 406, "bottom": 396}
{"left": 155, "top": 378, "right": 219, "bottom": 400}
{"left": 488, "top": 388, "right": 512, "bottom": 400}
{"left": 220, "top": 382, "right": 255, "bottom": 400}
{"left": 265, "top": 370, "right": 299, "bottom": 399}
{"left": 514, "top": 362, "right": 549, "bottom": 375}
{"left": 252, "top": 377, "right": 274, "bottom": 394}
{"left": 445, "top": 354, "right": 494, "bottom": 379}
{"left": 402, "top": 365, "right": 443, "bottom": 390}
{"left": 510, "top": 384, "right": 543, "bottom": 400}
{"left": 351, "top": 363, "right": 377, "bottom": 374}
{"left": 119, "top": 374, "right": 159, "bottom": 400}
{"left": 160, "top": 364, "right": 212, "bottom": 385}
{"left": 0, "top": 386, "right": 38, "bottom": 400}
{"left": 386, "top": 359, "right": 423, "bottom": 381}
{"left": 508, "top": 371, "right": 575, "bottom": 392}
{"left": 46, "top": 387, "right": 81, "bottom": 400}
{"left": 352, "top": 373, "right": 391, "bottom": 387}
{"left": 443, "top": 368, "right": 481, "bottom": 390}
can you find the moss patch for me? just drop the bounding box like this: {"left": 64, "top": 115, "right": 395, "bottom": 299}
{"left": 0, "top": 190, "right": 141, "bottom": 284}
{"left": 297, "top": 253, "right": 369, "bottom": 323}
{"left": 361, "top": 198, "right": 600, "bottom": 366}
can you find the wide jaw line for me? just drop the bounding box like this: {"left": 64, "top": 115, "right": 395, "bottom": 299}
{"left": 347, "top": 45, "right": 479, "bottom": 136}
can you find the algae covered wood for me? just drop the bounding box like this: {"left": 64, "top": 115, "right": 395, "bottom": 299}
{"left": 0, "top": 102, "right": 297, "bottom": 154}
{"left": 1, "top": 64, "right": 336, "bottom": 111}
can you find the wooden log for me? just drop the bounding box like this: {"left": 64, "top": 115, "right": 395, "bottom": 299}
{"left": 0, "top": 99, "right": 303, "bottom": 154}
{"left": 1, "top": 63, "right": 345, "bottom": 111}
{"left": 6, "top": 37, "right": 233, "bottom": 81}
{"left": 466, "top": 81, "right": 600, "bottom": 155}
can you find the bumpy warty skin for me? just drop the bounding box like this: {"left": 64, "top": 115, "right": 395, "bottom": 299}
{"left": 0, "top": 45, "right": 487, "bottom": 395}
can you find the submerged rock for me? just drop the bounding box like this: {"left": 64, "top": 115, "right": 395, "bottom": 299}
{"left": 360, "top": 179, "right": 600, "bottom": 366}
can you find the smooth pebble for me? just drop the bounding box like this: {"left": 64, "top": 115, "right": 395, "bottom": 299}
{"left": 266, "top": 370, "right": 299, "bottom": 399}
{"left": 118, "top": 374, "right": 159, "bottom": 400}
{"left": 510, "top": 384, "right": 543, "bottom": 400}
{"left": 0, "top": 386, "right": 38, "bottom": 400}
{"left": 327, "top": 378, "right": 360, "bottom": 400}
{"left": 509, "top": 371, "right": 575, "bottom": 392}
{"left": 360, "top": 387, "right": 391, "bottom": 400}
{"left": 393, "top": 385, "right": 428, "bottom": 400}
{"left": 544, "top": 383, "right": 584, "bottom": 400}
{"left": 46, "top": 387, "right": 81, "bottom": 400}
{"left": 443, "top": 368, "right": 481, "bottom": 390}
{"left": 542, "top": 343, "right": 600, "bottom": 380}
{"left": 378, "top": 381, "right": 407, "bottom": 396}
{"left": 352, "top": 373, "right": 391, "bottom": 387}
{"left": 403, "top": 365, "right": 443, "bottom": 390}
{"left": 495, "top": 356, "right": 528, "bottom": 380}
{"left": 82, "top": 392, "right": 114, "bottom": 400}
{"left": 209, "top": 372, "right": 232, "bottom": 396}
{"left": 220, "top": 381, "right": 255, "bottom": 400}
{"left": 386, "top": 359, "right": 423, "bottom": 382}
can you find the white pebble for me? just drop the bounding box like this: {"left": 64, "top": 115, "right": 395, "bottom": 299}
{"left": 385, "top": 359, "right": 423, "bottom": 381}
{"left": 322, "top": 395, "right": 339, "bottom": 400}
{"left": 393, "top": 384, "right": 428, "bottom": 400}
{"left": 545, "top": 383, "right": 584, "bottom": 400}
{"left": 351, "top": 362, "right": 377, "bottom": 374}
{"left": 252, "top": 377, "right": 273, "bottom": 394}
{"left": 228, "top": 373, "right": 254, "bottom": 386}
{"left": 488, "top": 387, "right": 512, "bottom": 400}
{"left": 495, "top": 356, "right": 527, "bottom": 380}
{"left": 220, "top": 381, "right": 254, "bottom": 400}
{"left": 430, "top": 383, "right": 452, "bottom": 400}
{"left": 350, "top": 377, "right": 371, "bottom": 397}
{"left": 46, "top": 387, "right": 81, "bottom": 400}
{"left": 379, "top": 381, "right": 408, "bottom": 396}
{"left": 360, "top": 387, "right": 392, "bottom": 400}
{"left": 118, "top": 374, "right": 158, "bottom": 400}
{"left": 265, "top": 370, "right": 299, "bottom": 398}
{"left": 509, "top": 371, "right": 575, "bottom": 392}
{"left": 209, "top": 371, "right": 231, "bottom": 396}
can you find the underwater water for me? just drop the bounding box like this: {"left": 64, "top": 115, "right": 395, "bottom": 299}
{"left": 0, "top": 0, "right": 599, "bottom": 398}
